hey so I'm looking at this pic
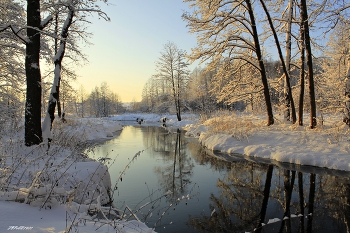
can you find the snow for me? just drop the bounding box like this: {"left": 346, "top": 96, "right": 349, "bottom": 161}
{"left": 42, "top": 113, "right": 52, "bottom": 142}
{"left": 0, "top": 201, "right": 153, "bottom": 233}
{"left": 2, "top": 111, "right": 350, "bottom": 232}
{"left": 267, "top": 218, "right": 281, "bottom": 224}
{"left": 0, "top": 117, "right": 154, "bottom": 233}
{"left": 40, "top": 15, "right": 53, "bottom": 28}
{"left": 65, "top": 117, "right": 123, "bottom": 140}
{"left": 183, "top": 112, "right": 350, "bottom": 172}
{"left": 31, "top": 63, "right": 39, "bottom": 69}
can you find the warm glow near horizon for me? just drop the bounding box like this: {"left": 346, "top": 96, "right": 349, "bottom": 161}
{"left": 74, "top": 1, "right": 198, "bottom": 103}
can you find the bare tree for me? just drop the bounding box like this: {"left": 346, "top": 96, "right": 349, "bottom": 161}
{"left": 300, "top": 0, "right": 317, "bottom": 128}
{"left": 0, "top": 0, "right": 26, "bottom": 131}
{"left": 187, "top": 67, "right": 216, "bottom": 113}
{"left": 42, "top": 0, "right": 109, "bottom": 145}
{"left": 343, "top": 22, "right": 350, "bottom": 125}
{"left": 259, "top": 0, "right": 296, "bottom": 124}
{"left": 155, "top": 42, "right": 189, "bottom": 121}
{"left": 298, "top": 5, "right": 306, "bottom": 126}
{"left": 86, "top": 83, "right": 121, "bottom": 117}
{"left": 78, "top": 85, "right": 86, "bottom": 118}
{"left": 183, "top": 0, "right": 274, "bottom": 125}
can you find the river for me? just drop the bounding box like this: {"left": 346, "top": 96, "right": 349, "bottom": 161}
{"left": 86, "top": 125, "right": 350, "bottom": 233}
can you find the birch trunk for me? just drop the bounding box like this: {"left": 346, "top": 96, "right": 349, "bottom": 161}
{"left": 42, "top": 6, "right": 74, "bottom": 144}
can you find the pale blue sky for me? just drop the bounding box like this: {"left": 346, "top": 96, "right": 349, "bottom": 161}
{"left": 76, "top": 0, "right": 197, "bottom": 102}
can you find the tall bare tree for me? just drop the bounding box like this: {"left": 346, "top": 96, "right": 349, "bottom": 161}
{"left": 344, "top": 31, "right": 350, "bottom": 125}
{"left": 298, "top": 4, "right": 306, "bottom": 126}
{"left": 259, "top": 0, "right": 296, "bottom": 123}
{"left": 299, "top": 0, "right": 317, "bottom": 128}
{"left": 183, "top": 0, "right": 274, "bottom": 125}
{"left": 155, "top": 42, "right": 189, "bottom": 121}
{"left": 42, "top": 0, "right": 109, "bottom": 145}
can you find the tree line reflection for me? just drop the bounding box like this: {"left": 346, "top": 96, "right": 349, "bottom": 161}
{"left": 142, "top": 127, "right": 194, "bottom": 201}
{"left": 188, "top": 149, "right": 350, "bottom": 233}
{"left": 141, "top": 127, "right": 350, "bottom": 232}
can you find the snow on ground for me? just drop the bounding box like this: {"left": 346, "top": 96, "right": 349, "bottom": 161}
{"left": 64, "top": 117, "right": 123, "bottom": 140}
{"left": 1, "top": 201, "right": 152, "bottom": 233}
{"left": 183, "top": 111, "right": 350, "bottom": 172}
{"left": 0, "top": 117, "right": 154, "bottom": 233}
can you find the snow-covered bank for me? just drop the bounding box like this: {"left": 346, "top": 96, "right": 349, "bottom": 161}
{"left": 0, "top": 117, "right": 155, "bottom": 233}
{"left": 184, "top": 112, "right": 350, "bottom": 172}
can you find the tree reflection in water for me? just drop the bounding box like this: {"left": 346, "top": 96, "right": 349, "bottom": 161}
{"left": 152, "top": 128, "right": 195, "bottom": 201}
{"left": 186, "top": 147, "right": 350, "bottom": 233}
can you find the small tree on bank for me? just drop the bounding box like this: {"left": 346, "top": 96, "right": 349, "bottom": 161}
{"left": 155, "top": 42, "right": 189, "bottom": 121}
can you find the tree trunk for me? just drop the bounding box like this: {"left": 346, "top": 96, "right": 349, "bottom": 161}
{"left": 170, "top": 66, "right": 181, "bottom": 121}
{"left": 279, "top": 170, "right": 295, "bottom": 233}
{"left": 54, "top": 12, "right": 62, "bottom": 119}
{"left": 300, "top": 0, "right": 317, "bottom": 128}
{"left": 246, "top": 0, "right": 274, "bottom": 126}
{"left": 298, "top": 172, "right": 305, "bottom": 232}
{"left": 177, "top": 73, "right": 182, "bottom": 121}
{"left": 306, "top": 173, "right": 316, "bottom": 233}
{"left": 298, "top": 6, "right": 306, "bottom": 126}
{"left": 284, "top": 0, "right": 295, "bottom": 122}
{"left": 42, "top": 6, "right": 74, "bottom": 144}
{"left": 344, "top": 29, "right": 350, "bottom": 125}
{"left": 256, "top": 165, "right": 274, "bottom": 233}
{"left": 260, "top": 0, "right": 296, "bottom": 124}
{"left": 25, "top": 0, "right": 43, "bottom": 146}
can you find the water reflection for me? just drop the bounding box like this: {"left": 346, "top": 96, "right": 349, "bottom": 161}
{"left": 88, "top": 126, "right": 350, "bottom": 233}
{"left": 153, "top": 129, "right": 194, "bottom": 201}
{"left": 187, "top": 145, "right": 350, "bottom": 233}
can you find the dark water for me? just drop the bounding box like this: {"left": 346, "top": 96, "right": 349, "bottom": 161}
{"left": 87, "top": 125, "right": 350, "bottom": 233}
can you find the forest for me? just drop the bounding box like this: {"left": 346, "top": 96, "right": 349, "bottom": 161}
{"left": 0, "top": 0, "right": 349, "bottom": 147}
{"left": 140, "top": 0, "right": 350, "bottom": 129}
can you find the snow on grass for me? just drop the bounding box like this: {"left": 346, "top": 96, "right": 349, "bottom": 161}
{"left": 183, "top": 111, "right": 350, "bottom": 172}
{"left": 0, "top": 117, "right": 155, "bottom": 233}
{"left": 63, "top": 117, "right": 123, "bottom": 140}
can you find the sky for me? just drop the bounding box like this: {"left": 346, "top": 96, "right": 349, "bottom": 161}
{"left": 75, "top": 0, "right": 198, "bottom": 103}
